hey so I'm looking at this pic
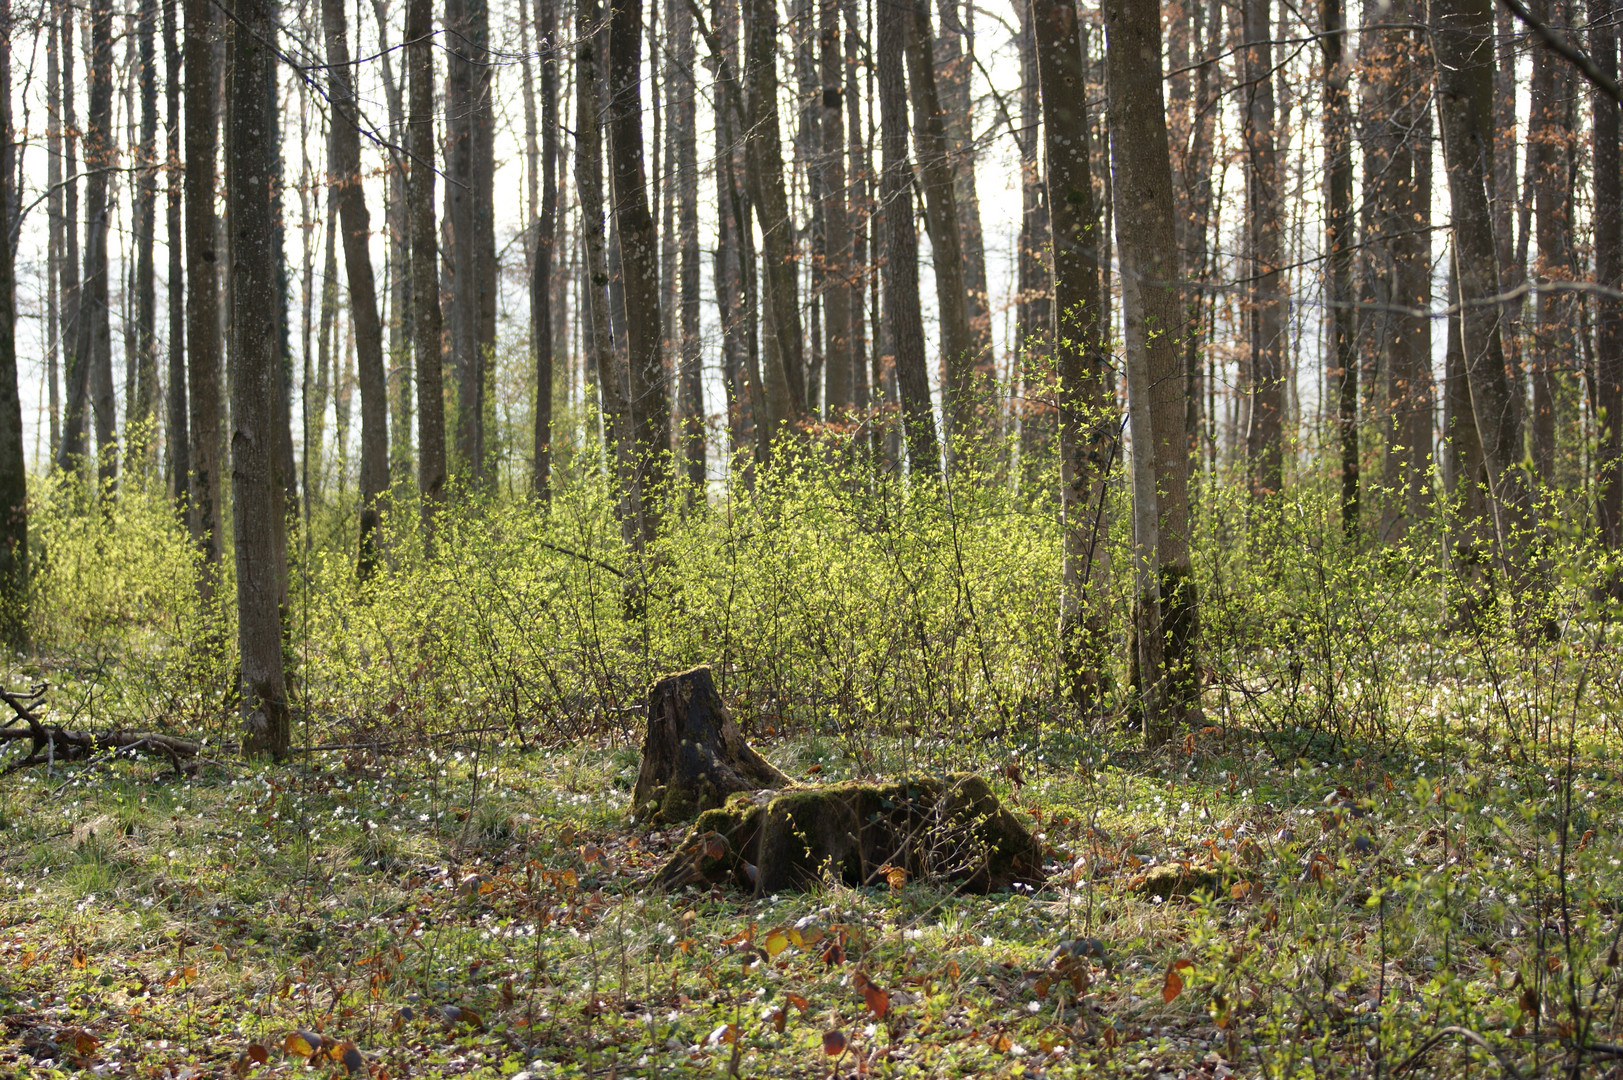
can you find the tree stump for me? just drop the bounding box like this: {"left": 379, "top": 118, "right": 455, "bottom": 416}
{"left": 651, "top": 774, "right": 1046, "bottom": 895}
{"left": 630, "top": 666, "right": 789, "bottom": 824}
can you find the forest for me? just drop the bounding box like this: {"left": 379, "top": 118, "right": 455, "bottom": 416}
{"left": 2, "top": 0, "right": 1623, "bottom": 1072}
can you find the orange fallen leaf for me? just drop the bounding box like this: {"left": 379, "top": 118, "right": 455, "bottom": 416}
{"left": 854, "top": 970, "right": 890, "bottom": 1018}
{"left": 1162, "top": 967, "right": 1184, "bottom": 1003}
{"left": 822, "top": 1029, "right": 848, "bottom": 1056}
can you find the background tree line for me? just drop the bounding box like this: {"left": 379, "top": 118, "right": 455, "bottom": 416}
{"left": 0, "top": 0, "right": 1616, "bottom": 752}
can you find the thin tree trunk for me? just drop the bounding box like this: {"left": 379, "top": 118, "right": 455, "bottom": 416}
{"left": 46, "top": 10, "right": 61, "bottom": 458}
{"left": 1104, "top": 0, "right": 1199, "bottom": 743}
{"left": 608, "top": 0, "right": 671, "bottom": 545}
{"left": 227, "top": 0, "right": 291, "bottom": 757}
{"left": 905, "top": 0, "right": 973, "bottom": 454}
{"left": 674, "top": 0, "right": 704, "bottom": 488}
{"left": 744, "top": 0, "right": 807, "bottom": 427}
{"left": 444, "top": 0, "right": 476, "bottom": 478}
{"left": 843, "top": 0, "right": 869, "bottom": 416}
{"left": 182, "top": 0, "right": 223, "bottom": 593}
{"left": 371, "top": 0, "right": 413, "bottom": 479}
{"left": 406, "top": 0, "right": 446, "bottom": 532}
{"left": 1528, "top": 0, "right": 1569, "bottom": 484}
{"left": 133, "top": 0, "right": 159, "bottom": 463}
{"left": 935, "top": 0, "right": 991, "bottom": 384}
{"left": 163, "top": 0, "right": 187, "bottom": 505}
{"left": 1321, "top": 0, "right": 1357, "bottom": 537}
{"left": 321, "top": 0, "right": 390, "bottom": 576}
{"left": 877, "top": 0, "right": 939, "bottom": 479}
{"left": 532, "top": 0, "right": 558, "bottom": 500}
{"left": 470, "top": 0, "right": 496, "bottom": 486}
{"left": 1596, "top": 0, "right": 1622, "bottom": 550}
{"left": 1432, "top": 0, "right": 1534, "bottom": 580}
{"left": 1242, "top": 0, "right": 1283, "bottom": 495}
{"left": 577, "top": 0, "right": 634, "bottom": 538}
{"left": 0, "top": 0, "right": 26, "bottom": 649}
{"left": 1033, "top": 0, "right": 1112, "bottom": 708}
{"left": 1016, "top": 0, "right": 1051, "bottom": 479}
{"left": 818, "top": 0, "right": 852, "bottom": 414}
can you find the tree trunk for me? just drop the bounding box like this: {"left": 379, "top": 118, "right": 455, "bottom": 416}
{"left": 843, "top": 0, "right": 869, "bottom": 416}
{"left": 0, "top": 1, "right": 26, "bottom": 650}
{"left": 1595, "top": 0, "right": 1623, "bottom": 550}
{"left": 133, "top": 0, "right": 159, "bottom": 465}
{"left": 406, "top": 0, "right": 446, "bottom": 534}
{"left": 608, "top": 0, "right": 672, "bottom": 545}
{"left": 227, "top": 0, "right": 292, "bottom": 758}
{"left": 1432, "top": 0, "right": 1534, "bottom": 578}
{"left": 577, "top": 0, "right": 634, "bottom": 539}
{"left": 818, "top": 0, "right": 853, "bottom": 415}
{"left": 1103, "top": 0, "right": 1198, "bottom": 744}
{"left": 1528, "top": 0, "right": 1570, "bottom": 485}
{"left": 935, "top": 0, "right": 991, "bottom": 389}
{"left": 674, "top": 0, "right": 704, "bottom": 489}
{"left": 1242, "top": 0, "right": 1283, "bottom": 495}
{"left": 877, "top": 0, "right": 940, "bottom": 481}
{"left": 470, "top": 0, "right": 496, "bottom": 488}
{"left": 371, "top": 0, "right": 413, "bottom": 480}
{"left": 744, "top": 0, "right": 807, "bottom": 428}
{"left": 1016, "top": 1, "right": 1051, "bottom": 480}
{"left": 46, "top": 12, "right": 62, "bottom": 458}
{"left": 163, "top": 0, "right": 187, "bottom": 507}
{"left": 444, "top": 0, "right": 477, "bottom": 479}
{"left": 531, "top": 0, "right": 558, "bottom": 501}
{"left": 1033, "top": 0, "right": 1112, "bottom": 709}
{"left": 88, "top": 0, "right": 117, "bottom": 491}
{"left": 905, "top": 0, "right": 974, "bottom": 455}
{"left": 321, "top": 0, "right": 390, "bottom": 576}
{"left": 1321, "top": 0, "right": 1357, "bottom": 538}
{"left": 59, "top": 1, "right": 81, "bottom": 469}
{"left": 183, "top": 0, "right": 223, "bottom": 595}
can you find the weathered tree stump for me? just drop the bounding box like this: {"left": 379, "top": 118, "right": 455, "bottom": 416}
{"left": 651, "top": 773, "right": 1046, "bottom": 895}
{"left": 630, "top": 666, "right": 789, "bottom": 824}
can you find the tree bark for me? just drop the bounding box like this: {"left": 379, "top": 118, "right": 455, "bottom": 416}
{"left": 1016, "top": 1, "right": 1052, "bottom": 478}
{"left": 46, "top": 11, "right": 62, "bottom": 457}
{"left": 743, "top": 0, "right": 807, "bottom": 428}
{"left": 226, "top": 0, "right": 292, "bottom": 757}
{"left": 183, "top": 0, "right": 223, "bottom": 595}
{"left": 406, "top": 0, "right": 447, "bottom": 534}
{"left": 88, "top": 0, "right": 117, "bottom": 490}
{"left": 1032, "top": 0, "right": 1112, "bottom": 709}
{"left": 674, "top": 0, "right": 704, "bottom": 489}
{"left": 843, "top": 0, "right": 869, "bottom": 416}
{"left": 905, "top": 0, "right": 974, "bottom": 454}
{"left": 163, "top": 0, "right": 187, "bottom": 507}
{"left": 531, "top": 0, "right": 559, "bottom": 501}
{"left": 1321, "top": 0, "right": 1357, "bottom": 538}
{"left": 934, "top": 0, "right": 991, "bottom": 388}
{"left": 877, "top": 0, "right": 940, "bottom": 481}
{"left": 1595, "top": 0, "right": 1623, "bottom": 550}
{"left": 0, "top": 0, "right": 26, "bottom": 650}
{"left": 371, "top": 0, "right": 413, "bottom": 480}
{"left": 608, "top": 0, "right": 672, "bottom": 544}
{"left": 321, "top": 0, "right": 390, "bottom": 576}
{"left": 1432, "top": 0, "right": 1534, "bottom": 578}
{"left": 818, "top": 0, "right": 853, "bottom": 415}
{"left": 1103, "top": 0, "right": 1198, "bottom": 743}
{"left": 1528, "top": 0, "right": 1570, "bottom": 485}
{"left": 1242, "top": 0, "right": 1283, "bottom": 495}
{"left": 132, "top": 0, "right": 159, "bottom": 465}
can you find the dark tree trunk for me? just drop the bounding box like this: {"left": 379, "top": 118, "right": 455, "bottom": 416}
{"left": 133, "top": 0, "right": 159, "bottom": 464}
{"left": 1104, "top": 0, "right": 1199, "bottom": 743}
{"left": 631, "top": 665, "right": 789, "bottom": 824}
{"left": 1032, "top": 0, "right": 1112, "bottom": 708}
{"left": 674, "top": 0, "right": 704, "bottom": 489}
{"left": 905, "top": 0, "right": 974, "bottom": 455}
{"left": 1016, "top": 1, "right": 1051, "bottom": 479}
{"left": 1595, "top": 0, "right": 1623, "bottom": 549}
{"left": 843, "top": 0, "right": 869, "bottom": 416}
{"left": 1528, "top": 0, "right": 1570, "bottom": 485}
{"left": 1242, "top": 0, "right": 1282, "bottom": 495}
{"left": 183, "top": 0, "right": 224, "bottom": 594}
{"left": 444, "top": 0, "right": 477, "bottom": 479}
{"left": 321, "top": 0, "right": 390, "bottom": 576}
{"left": 46, "top": 11, "right": 61, "bottom": 457}
{"left": 371, "top": 0, "right": 413, "bottom": 479}
{"left": 0, "top": 0, "right": 26, "bottom": 650}
{"left": 88, "top": 0, "right": 117, "bottom": 490}
{"left": 819, "top": 0, "right": 852, "bottom": 414}
{"left": 608, "top": 0, "right": 672, "bottom": 544}
{"left": 877, "top": 0, "right": 940, "bottom": 481}
{"left": 163, "top": 0, "right": 187, "bottom": 506}
{"left": 531, "top": 0, "right": 558, "bottom": 501}
{"left": 1432, "top": 0, "right": 1534, "bottom": 577}
{"left": 407, "top": 0, "right": 446, "bottom": 535}
{"left": 1322, "top": 0, "right": 1357, "bottom": 538}
{"left": 935, "top": 0, "right": 991, "bottom": 389}
{"left": 227, "top": 0, "right": 292, "bottom": 757}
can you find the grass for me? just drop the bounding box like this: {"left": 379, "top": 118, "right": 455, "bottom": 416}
{"left": 4, "top": 715, "right": 1622, "bottom": 1079}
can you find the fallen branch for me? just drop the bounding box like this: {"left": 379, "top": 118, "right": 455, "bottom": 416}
{"left": 0, "top": 683, "right": 205, "bottom": 775}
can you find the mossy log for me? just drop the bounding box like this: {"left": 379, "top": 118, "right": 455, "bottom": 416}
{"left": 651, "top": 773, "right": 1046, "bottom": 895}
{"left": 630, "top": 666, "right": 789, "bottom": 824}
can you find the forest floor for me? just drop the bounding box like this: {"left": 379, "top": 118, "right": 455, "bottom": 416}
{"left": 2, "top": 723, "right": 1621, "bottom": 1079}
